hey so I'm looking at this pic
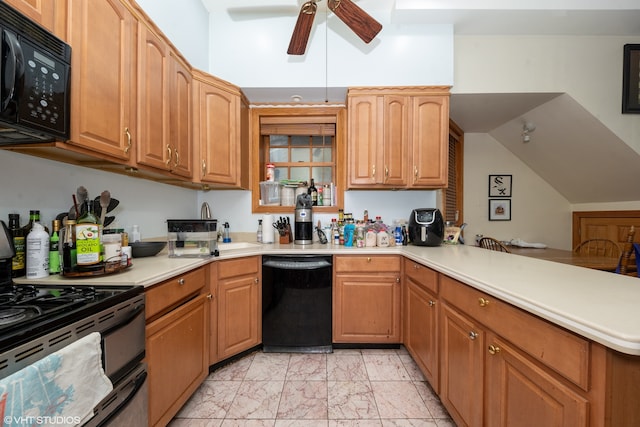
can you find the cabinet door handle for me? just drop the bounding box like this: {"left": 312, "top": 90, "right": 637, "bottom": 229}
{"left": 372, "top": 165, "right": 376, "bottom": 178}
{"left": 395, "top": 277, "right": 400, "bottom": 283}
{"left": 254, "top": 277, "right": 259, "bottom": 283}
{"left": 469, "top": 331, "right": 478, "bottom": 340}
{"left": 367, "top": 257, "right": 372, "bottom": 262}
{"left": 166, "top": 145, "right": 172, "bottom": 166}
{"left": 201, "top": 159, "right": 207, "bottom": 177}
{"left": 428, "top": 300, "right": 436, "bottom": 307}
{"left": 479, "top": 297, "right": 490, "bottom": 307}
{"left": 207, "top": 293, "right": 213, "bottom": 300}
{"left": 488, "top": 345, "right": 501, "bottom": 355}
{"left": 124, "top": 127, "right": 132, "bottom": 154}
{"left": 384, "top": 166, "right": 389, "bottom": 178}
{"left": 178, "top": 278, "right": 185, "bottom": 286}
{"left": 173, "top": 148, "right": 180, "bottom": 168}
{"left": 414, "top": 165, "right": 418, "bottom": 178}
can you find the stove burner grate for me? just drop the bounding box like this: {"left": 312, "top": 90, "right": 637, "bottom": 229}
{"left": 0, "top": 308, "right": 28, "bottom": 325}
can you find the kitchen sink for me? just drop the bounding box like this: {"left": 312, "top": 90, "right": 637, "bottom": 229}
{"left": 217, "top": 241, "right": 261, "bottom": 251}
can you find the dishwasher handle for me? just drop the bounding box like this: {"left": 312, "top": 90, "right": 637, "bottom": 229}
{"left": 263, "top": 258, "right": 332, "bottom": 270}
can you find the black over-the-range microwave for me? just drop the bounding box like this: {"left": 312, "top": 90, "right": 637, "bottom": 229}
{"left": 0, "top": 1, "right": 71, "bottom": 145}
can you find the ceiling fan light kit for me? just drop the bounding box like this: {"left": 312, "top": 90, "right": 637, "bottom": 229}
{"left": 287, "top": 0, "right": 383, "bottom": 55}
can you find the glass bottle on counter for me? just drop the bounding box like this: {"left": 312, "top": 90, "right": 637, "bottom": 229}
{"left": 76, "top": 200, "right": 102, "bottom": 271}
{"left": 8, "top": 214, "right": 26, "bottom": 277}
{"left": 49, "top": 220, "right": 61, "bottom": 274}
{"left": 308, "top": 178, "right": 318, "bottom": 206}
{"left": 62, "top": 220, "right": 77, "bottom": 274}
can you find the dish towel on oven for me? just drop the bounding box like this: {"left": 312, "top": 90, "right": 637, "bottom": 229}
{"left": 0, "top": 332, "right": 113, "bottom": 427}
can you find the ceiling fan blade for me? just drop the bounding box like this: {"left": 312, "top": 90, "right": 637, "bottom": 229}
{"left": 328, "top": 0, "right": 382, "bottom": 44}
{"left": 287, "top": 1, "right": 318, "bottom": 55}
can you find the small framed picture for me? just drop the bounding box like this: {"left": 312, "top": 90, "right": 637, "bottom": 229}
{"left": 622, "top": 44, "right": 640, "bottom": 114}
{"left": 489, "top": 199, "right": 511, "bottom": 221}
{"left": 488, "top": 174, "right": 512, "bottom": 197}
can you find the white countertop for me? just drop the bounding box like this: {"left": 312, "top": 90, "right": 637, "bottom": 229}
{"left": 16, "top": 242, "right": 640, "bottom": 356}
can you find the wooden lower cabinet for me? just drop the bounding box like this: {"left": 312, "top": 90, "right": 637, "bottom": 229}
{"left": 216, "top": 256, "right": 261, "bottom": 360}
{"left": 146, "top": 293, "right": 209, "bottom": 427}
{"left": 333, "top": 255, "right": 401, "bottom": 343}
{"left": 404, "top": 273, "right": 439, "bottom": 392}
{"left": 439, "top": 303, "right": 484, "bottom": 427}
{"left": 145, "top": 267, "right": 210, "bottom": 427}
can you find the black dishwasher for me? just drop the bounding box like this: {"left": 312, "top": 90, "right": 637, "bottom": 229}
{"left": 262, "top": 255, "right": 332, "bottom": 353}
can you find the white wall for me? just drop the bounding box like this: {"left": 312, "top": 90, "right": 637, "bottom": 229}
{"left": 0, "top": 151, "right": 196, "bottom": 239}
{"left": 136, "top": 0, "right": 209, "bottom": 70}
{"left": 463, "top": 133, "right": 572, "bottom": 249}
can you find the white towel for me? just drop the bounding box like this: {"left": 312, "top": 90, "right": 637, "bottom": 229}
{"left": 0, "top": 332, "right": 113, "bottom": 427}
{"left": 510, "top": 238, "right": 547, "bottom": 249}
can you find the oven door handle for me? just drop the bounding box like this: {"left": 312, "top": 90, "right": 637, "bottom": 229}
{"left": 101, "top": 303, "right": 145, "bottom": 336}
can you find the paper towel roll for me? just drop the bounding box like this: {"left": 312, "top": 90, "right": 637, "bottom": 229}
{"left": 262, "top": 214, "right": 274, "bottom": 243}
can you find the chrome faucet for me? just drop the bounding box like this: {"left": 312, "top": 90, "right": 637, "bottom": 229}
{"left": 200, "top": 202, "right": 212, "bottom": 219}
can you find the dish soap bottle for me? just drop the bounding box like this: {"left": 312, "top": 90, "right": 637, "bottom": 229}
{"left": 223, "top": 222, "right": 231, "bottom": 243}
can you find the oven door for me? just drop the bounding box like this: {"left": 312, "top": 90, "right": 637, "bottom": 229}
{"left": 102, "top": 302, "right": 146, "bottom": 384}
{"left": 83, "top": 363, "right": 148, "bottom": 427}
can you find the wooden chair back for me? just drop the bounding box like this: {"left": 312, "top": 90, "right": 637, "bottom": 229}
{"left": 618, "top": 226, "right": 637, "bottom": 276}
{"left": 573, "top": 239, "right": 621, "bottom": 258}
{"left": 478, "top": 237, "right": 511, "bottom": 253}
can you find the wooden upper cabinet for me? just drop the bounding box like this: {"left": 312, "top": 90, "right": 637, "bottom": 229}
{"left": 411, "top": 95, "right": 449, "bottom": 187}
{"left": 192, "top": 70, "right": 248, "bottom": 188}
{"left": 136, "top": 22, "right": 170, "bottom": 171}
{"left": 66, "top": 0, "right": 135, "bottom": 161}
{"left": 347, "top": 87, "right": 450, "bottom": 189}
{"left": 168, "top": 51, "right": 193, "bottom": 178}
{"left": 5, "top": 0, "right": 57, "bottom": 33}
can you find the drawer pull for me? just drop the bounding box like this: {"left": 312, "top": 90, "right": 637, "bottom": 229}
{"left": 395, "top": 277, "right": 400, "bottom": 283}
{"left": 488, "top": 345, "right": 501, "bottom": 355}
{"left": 254, "top": 277, "right": 259, "bottom": 283}
{"left": 178, "top": 278, "right": 185, "bottom": 286}
{"left": 413, "top": 264, "right": 419, "bottom": 270}
{"left": 207, "top": 293, "right": 213, "bottom": 300}
{"left": 428, "top": 300, "right": 436, "bottom": 307}
{"left": 478, "top": 297, "right": 490, "bottom": 307}
{"left": 367, "top": 257, "right": 372, "bottom": 262}
{"left": 469, "top": 331, "right": 478, "bottom": 340}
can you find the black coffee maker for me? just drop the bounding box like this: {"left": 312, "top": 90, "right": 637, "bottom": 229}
{"left": 294, "top": 194, "right": 313, "bottom": 245}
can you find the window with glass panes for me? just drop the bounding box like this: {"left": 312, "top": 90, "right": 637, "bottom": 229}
{"left": 260, "top": 119, "right": 336, "bottom": 187}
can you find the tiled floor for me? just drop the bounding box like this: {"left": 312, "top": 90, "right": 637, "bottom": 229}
{"left": 169, "top": 347, "right": 455, "bottom": 427}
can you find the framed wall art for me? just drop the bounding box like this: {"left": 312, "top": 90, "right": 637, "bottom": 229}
{"left": 488, "top": 174, "right": 512, "bottom": 197}
{"left": 622, "top": 44, "right": 640, "bottom": 114}
{"left": 489, "top": 199, "right": 511, "bottom": 221}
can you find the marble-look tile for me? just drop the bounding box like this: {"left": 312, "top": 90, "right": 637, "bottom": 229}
{"left": 210, "top": 355, "right": 255, "bottom": 381}
{"left": 412, "top": 382, "right": 450, "bottom": 419}
{"left": 435, "top": 420, "right": 457, "bottom": 427}
{"left": 277, "top": 381, "right": 328, "bottom": 419}
{"left": 286, "top": 354, "right": 327, "bottom": 381}
{"left": 226, "top": 380, "right": 284, "bottom": 419}
{"left": 381, "top": 420, "right": 439, "bottom": 427}
{"left": 328, "top": 381, "right": 379, "bottom": 420}
{"left": 245, "top": 353, "right": 291, "bottom": 381}
{"left": 275, "top": 420, "right": 328, "bottom": 427}
{"left": 328, "top": 420, "right": 383, "bottom": 426}
{"left": 221, "top": 420, "right": 276, "bottom": 427}
{"left": 398, "top": 355, "right": 426, "bottom": 382}
{"left": 370, "top": 382, "right": 432, "bottom": 419}
{"left": 168, "top": 419, "right": 224, "bottom": 427}
{"left": 176, "top": 380, "right": 240, "bottom": 419}
{"left": 362, "top": 354, "right": 410, "bottom": 381}
{"left": 327, "top": 354, "right": 368, "bottom": 381}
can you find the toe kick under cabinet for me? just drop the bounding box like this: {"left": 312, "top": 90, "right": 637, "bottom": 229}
{"left": 144, "top": 266, "right": 210, "bottom": 427}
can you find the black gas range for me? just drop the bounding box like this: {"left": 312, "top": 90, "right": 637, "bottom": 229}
{"left": 0, "top": 283, "right": 143, "bottom": 353}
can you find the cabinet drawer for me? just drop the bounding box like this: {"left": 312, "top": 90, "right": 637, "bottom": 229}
{"left": 335, "top": 255, "right": 400, "bottom": 273}
{"left": 403, "top": 257, "right": 438, "bottom": 293}
{"left": 440, "top": 275, "right": 590, "bottom": 390}
{"left": 145, "top": 267, "right": 206, "bottom": 320}
{"left": 218, "top": 256, "right": 259, "bottom": 279}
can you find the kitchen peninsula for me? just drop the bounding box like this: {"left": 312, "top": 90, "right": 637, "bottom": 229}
{"left": 17, "top": 242, "right": 640, "bottom": 427}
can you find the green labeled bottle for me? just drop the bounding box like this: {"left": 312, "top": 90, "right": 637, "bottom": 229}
{"left": 76, "top": 200, "right": 101, "bottom": 270}
{"left": 8, "top": 214, "right": 26, "bottom": 277}
{"left": 49, "top": 220, "right": 61, "bottom": 274}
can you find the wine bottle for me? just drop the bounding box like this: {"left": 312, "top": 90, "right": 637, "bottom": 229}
{"left": 49, "top": 220, "right": 61, "bottom": 274}
{"left": 62, "top": 220, "right": 77, "bottom": 274}
{"left": 308, "top": 178, "right": 318, "bottom": 206}
{"left": 76, "top": 200, "right": 102, "bottom": 270}
{"left": 8, "top": 214, "right": 26, "bottom": 277}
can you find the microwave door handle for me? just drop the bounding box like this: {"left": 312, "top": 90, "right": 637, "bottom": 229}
{"left": 1, "top": 30, "right": 23, "bottom": 111}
